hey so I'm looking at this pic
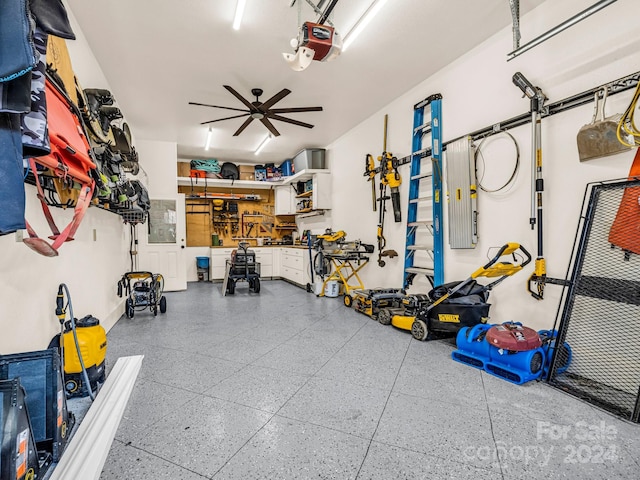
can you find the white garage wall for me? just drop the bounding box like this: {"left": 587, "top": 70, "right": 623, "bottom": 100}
{"left": 315, "top": 0, "right": 640, "bottom": 330}
{"left": 0, "top": 4, "right": 129, "bottom": 354}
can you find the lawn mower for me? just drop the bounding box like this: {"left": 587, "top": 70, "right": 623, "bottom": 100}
{"left": 224, "top": 242, "right": 261, "bottom": 295}
{"left": 118, "top": 271, "right": 167, "bottom": 318}
{"left": 383, "top": 293, "right": 430, "bottom": 327}
{"left": 397, "top": 243, "right": 531, "bottom": 341}
{"left": 344, "top": 288, "right": 406, "bottom": 322}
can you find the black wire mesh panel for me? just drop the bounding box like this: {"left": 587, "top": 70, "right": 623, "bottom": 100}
{"left": 548, "top": 178, "right": 640, "bottom": 422}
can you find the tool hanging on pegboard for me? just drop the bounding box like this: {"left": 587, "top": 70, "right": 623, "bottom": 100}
{"left": 363, "top": 114, "right": 402, "bottom": 267}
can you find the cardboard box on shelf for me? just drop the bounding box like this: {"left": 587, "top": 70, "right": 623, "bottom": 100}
{"left": 177, "top": 162, "right": 191, "bottom": 177}
{"left": 238, "top": 165, "right": 255, "bottom": 180}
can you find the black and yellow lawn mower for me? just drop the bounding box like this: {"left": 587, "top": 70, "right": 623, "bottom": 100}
{"left": 344, "top": 288, "right": 406, "bottom": 322}
{"left": 391, "top": 243, "right": 531, "bottom": 341}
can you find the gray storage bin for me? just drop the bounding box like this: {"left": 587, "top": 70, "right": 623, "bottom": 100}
{"left": 293, "top": 148, "right": 326, "bottom": 171}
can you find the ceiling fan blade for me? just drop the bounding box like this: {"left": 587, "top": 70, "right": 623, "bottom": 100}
{"left": 200, "top": 113, "right": 249, "bottom": 125}
{"left": 233, "top": 116, "right": 255, "bottom": 136}
{"left": 224, "top": 85, "right": 256, "bottom": 111}
{"left": 269, "top": 106, "right": 323, "bottom": 114}
{"left": 268, "top": 114, "right": 314, "bottom": 129}
{"left": 259, "top": 89, "right": 292, "bottom": 111}
{"left": 260, "top": 117, "right": 281, "bottom": 137}
{"left": 189, "top": 102, "right": 250, "bottom": 113}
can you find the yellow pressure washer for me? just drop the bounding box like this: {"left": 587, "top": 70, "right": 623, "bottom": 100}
{"left": 52, "top": 284, "right": 107, "bottom": 399}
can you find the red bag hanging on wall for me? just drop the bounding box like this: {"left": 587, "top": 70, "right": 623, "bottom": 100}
{"left": 25, "top": 75, "right": 96, "bottom": 257}
{"left": 608, "top": 148, "right": 640, "bottom": 256}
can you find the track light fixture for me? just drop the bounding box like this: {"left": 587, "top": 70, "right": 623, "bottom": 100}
{"left": 343, "top": 0, "right": 388, "bottom": 52}
{"left": 233, "top": 0, "right": 246, "bottom": 30}
{"left": 254, "top": 134, "right": 272, "bottom": 155}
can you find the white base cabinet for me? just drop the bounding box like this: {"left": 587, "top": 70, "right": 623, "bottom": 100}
{"left": 280, "top": 248, "right": 310, "bottom": 287}
{"left": 210, "top": 247, "right": 276, "bottom": 279}
{"left": 209, "top": 246, "right": 309, "bottom": 287}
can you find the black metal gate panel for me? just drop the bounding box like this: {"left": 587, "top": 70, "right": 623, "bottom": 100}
{"left": 548, "top": 178, "right": 640, "bottom": 422}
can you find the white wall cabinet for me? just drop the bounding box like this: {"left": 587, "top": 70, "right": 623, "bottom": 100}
{"left": 292, "top": 172, "right": 332, "bottom": 214}
{"left": 275, "top": 186, "right": 295, "bottom": 215}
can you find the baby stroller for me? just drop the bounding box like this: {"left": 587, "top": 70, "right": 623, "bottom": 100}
{"left": 118, "top": 271, "right": 167, "bottom": 318}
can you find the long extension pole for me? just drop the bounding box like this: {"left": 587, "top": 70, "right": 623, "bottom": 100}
{"left": 513, "top": 72, "right": 548, "bottom": 299}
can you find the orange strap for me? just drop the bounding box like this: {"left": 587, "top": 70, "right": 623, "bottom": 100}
{"left": 24, "top": 158, "right": 95, "bottom": 256}
{"left": 629, "top": 148, "right": 640, "bottom": 178}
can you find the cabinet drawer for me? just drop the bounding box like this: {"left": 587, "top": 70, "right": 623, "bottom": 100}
{"left": 282, "top": 248, "right": 304, "bottom": 258}
{"left": 281, "top": 266, "right": 304, "bottom": 284}
{"left": 255, "top": 253, "right": 273, "bottom": 266}
{"left": 282, "top": 254, "right": 302, "bottom": 270}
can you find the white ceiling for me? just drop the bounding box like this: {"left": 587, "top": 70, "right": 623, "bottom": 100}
{"left": 66, "top": 0, "right": 545, "bottom": 165}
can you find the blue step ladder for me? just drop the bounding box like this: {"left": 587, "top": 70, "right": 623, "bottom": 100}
{"left": 403, "top": 94, "right": 443, "bottom": 289}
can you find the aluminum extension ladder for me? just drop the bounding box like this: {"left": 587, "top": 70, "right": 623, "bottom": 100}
{"left": 403, "top": 94, "right": 443, "bottom": 289}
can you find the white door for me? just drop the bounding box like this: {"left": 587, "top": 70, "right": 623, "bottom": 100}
{"left": 138, "top": 194, "right": 187, "bottom": 291}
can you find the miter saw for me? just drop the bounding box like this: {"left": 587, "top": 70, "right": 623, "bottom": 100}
{"left": 312, "top": 229, "right": 374, "bottom": 298}
{"left": 314, "top": 229, "right": 372, "bottom": 256}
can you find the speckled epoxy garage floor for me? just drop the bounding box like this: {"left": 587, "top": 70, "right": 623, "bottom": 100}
{"left": 99, "top": 280, "right": 639, "bottom": 479}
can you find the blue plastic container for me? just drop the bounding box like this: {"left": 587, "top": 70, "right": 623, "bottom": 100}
{"left": 280, "top": 159, "right": 294, "bottom": 177}
{"left": 196, "top": 256, "right": 209, "bottom": 269}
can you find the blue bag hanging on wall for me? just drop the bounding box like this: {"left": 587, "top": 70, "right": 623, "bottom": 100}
{"left": 0, "top": 0, "right": 37, "bottom": 82}
{"left": 0, "top": 113, "right": 26, "bottom": 235}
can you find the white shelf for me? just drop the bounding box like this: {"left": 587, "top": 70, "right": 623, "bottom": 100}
{"left": 177, "top": 169, "right": 329, "bottom": 189}
{"left": 177, "top": 176, "right": 278, "bottom": 189}
{"left": 280, "top": 169, "right": 330, "bottom": 184}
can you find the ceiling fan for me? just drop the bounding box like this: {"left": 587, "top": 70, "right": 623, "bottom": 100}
{"left": 189, "top": 85, "right": 323, "bottom": 137}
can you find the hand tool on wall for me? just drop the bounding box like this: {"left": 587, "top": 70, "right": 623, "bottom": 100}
{"left": 380, "top": 152, "right": 402, "bottom": 223}
{"left": 512, "top": 71, "right": 548, "bottom": 300}
{"left": 364, "top": 115, "right": 400, "bottom": 266}
{"left": 380, "top": 114, "right": 402, "bottom": 222}
{"left": 364, "top": 154, "right": 377, "bottom": 211}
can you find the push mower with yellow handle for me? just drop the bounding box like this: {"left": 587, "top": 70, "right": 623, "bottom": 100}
{"left": 390, "top": 243, "right": 531, "bottom": 340}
